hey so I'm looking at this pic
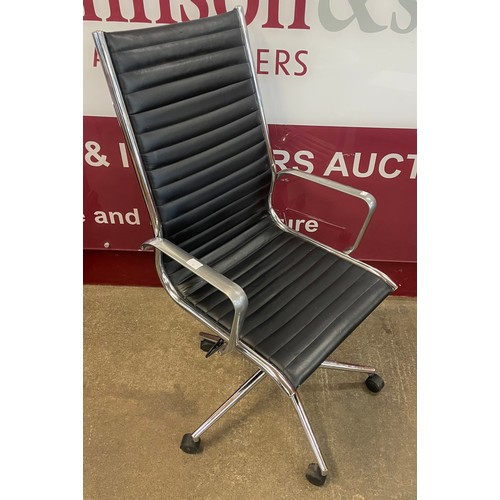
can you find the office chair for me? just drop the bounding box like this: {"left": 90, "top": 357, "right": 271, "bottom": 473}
{"left": 93, "top": 7, "right": 397, "bottom": 486}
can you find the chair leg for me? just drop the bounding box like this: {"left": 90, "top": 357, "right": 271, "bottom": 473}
{"left": 180, "top": 369, "right": 266, "bottom": 453}
{"left": 320, "top": 360, "right": 386, "bottom": 393}
{"left": 320, "top": 360, "right": 376, "bottom": 374}
{"left": 290, "top": 392, "right": 329, "bottom": 486}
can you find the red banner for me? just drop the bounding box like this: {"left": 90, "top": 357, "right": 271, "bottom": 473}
{"left": 83, "top": 117, "right": 416, "bottom": 263}
{"left": 270, "top": 124, "right": 416, "bottom": 261}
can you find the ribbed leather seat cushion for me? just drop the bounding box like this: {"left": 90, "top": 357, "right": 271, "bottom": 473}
{"left": 175, "top": 217, "right": 392, "bottom": 388}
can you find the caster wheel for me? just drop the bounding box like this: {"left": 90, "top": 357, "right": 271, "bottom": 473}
{"left": 305, "top": 463, "right": 327, "bottom": 486}
{"left": 365, "top": 373, "right": 385, "bottom": 393}
{"left": 200, "top": 339, "right": 216, "bottom": 353}
{"left": 180, "top": 433, "right": 201, "bottom": 454}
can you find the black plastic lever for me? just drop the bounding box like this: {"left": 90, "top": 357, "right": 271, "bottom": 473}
{"left": 205, "top": 338, "right": 225, "bottom": 358}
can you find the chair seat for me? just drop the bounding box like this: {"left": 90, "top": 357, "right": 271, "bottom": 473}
{"left": 173, "top": 216, "right": 392, "bottom": 388}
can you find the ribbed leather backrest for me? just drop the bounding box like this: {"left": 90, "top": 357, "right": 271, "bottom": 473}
{"left": 104, "top": 11, "right": 273, "bottom": 267}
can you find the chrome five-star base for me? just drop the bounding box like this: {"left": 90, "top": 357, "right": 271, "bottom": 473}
{"left": 181, "top": 338, "right": 384, "bottom": 486}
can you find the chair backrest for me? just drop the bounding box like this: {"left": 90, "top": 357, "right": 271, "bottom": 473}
{"left": 96, "top": 10, "right": 273, "bottom": 266}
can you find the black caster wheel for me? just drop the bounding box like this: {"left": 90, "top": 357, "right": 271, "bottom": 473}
{"left": 200, "top": 339, "right": 216, "bottom": 353}
{"left": 180, "top": 433, "right": 201, "bottom": 454}
{"left": 305, "top": 463, "right": 327, "bottom": 486}
{"left": 365, "top": 373, "right": 385, "bottom": 393}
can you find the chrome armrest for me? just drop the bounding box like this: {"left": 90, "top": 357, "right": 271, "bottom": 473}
{"left": 141, "top": 237, "right": 248, "bottom": 355}
{"left": 273, "top": 169, "right": 377, "bottom": 255}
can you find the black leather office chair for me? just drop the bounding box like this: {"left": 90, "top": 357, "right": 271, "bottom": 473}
{"left": 93, "top": 7, "right": 397, "bottom": 486}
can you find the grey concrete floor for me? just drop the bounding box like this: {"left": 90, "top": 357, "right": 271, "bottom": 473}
{"left": 84, "top": 285, "right": 416, "bottom": 500}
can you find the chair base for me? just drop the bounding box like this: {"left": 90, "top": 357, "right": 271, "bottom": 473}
{"left": 186, "top": 339, "right": 383, "bottom": 486}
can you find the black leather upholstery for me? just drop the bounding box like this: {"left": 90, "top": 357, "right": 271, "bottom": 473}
{"left": 104, "top": 11, "right": 393, "bottom": 390}
{"left": 105, "top": 12, "right": 271, "bottom": 278}
{"left": 174, "top": 218, "right": 392, "bottom": 388}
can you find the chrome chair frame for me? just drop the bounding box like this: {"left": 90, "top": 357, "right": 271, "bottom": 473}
{"left": 93, "top": 6, "right": 397, "bottom": 485}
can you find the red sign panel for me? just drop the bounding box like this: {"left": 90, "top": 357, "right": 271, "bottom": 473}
{"left": 83, "top": 116, "right": 153, "bottom": 250}
{"left": 269, "top": 124, "right": 416, "bottom": 262}
{"left": 83, "top": 117, "right": 416, "bottom": 262}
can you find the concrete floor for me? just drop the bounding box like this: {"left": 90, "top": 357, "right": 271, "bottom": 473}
{"left": 84, "top": 285, "right": 416, "bottom": 499}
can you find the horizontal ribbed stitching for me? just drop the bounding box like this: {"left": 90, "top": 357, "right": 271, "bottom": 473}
{"left": 203, "top": 240, "right": 316, "bottom": 322}
{"left": 160, "top": 172, "right": 270, "bottom": 237}
{"left": 108, "top": 22, "right": 240, "bottom": 55}
{"left": 188, "top": 229, "right": 297, "bottom": 309}
{"left": 146, "top": 127, "right": 265, "bottom": 183}
{"left": 179, "top": 199, "right": 267, "bottom": 254}
{"left": 245, "top": 256, "right": 344, "bottom": 345}
{"left": 130, "top": 80, "right": 254, "bottom": 135}
{"left": 138, "top": 95, "right": 258, "bottom": 154}
{"left": 142, "top": 112, "right": 260, "bottom": 168}
{"left": 283, "top": 281, "right": 384, "bottom": 382}
{"left": 179, "top": 212, "right": 266, "bottom": 263}
{"left": 260, "top": 267, "right": 365, "bottom": 358}
{"left": 153, "top": 141, "right": 266, "bottom": 201}
{"left": 173, "top": 217, "right": 273, "bottom": 292}
{"left": 213, "top": 230, "right": 297, "bottom": 282}
{"left": 154, "top": 154, "right": 267, "bottom": 211}
{"left": 119, "top": 46, "right": 246, "bottom": 94}
{"left": 193, "top": 218, "right": 277, "bottom": 272}
{"left": 167, "top": 183, "right": 269, "bottom": 244}
{"left": 125, "top": 64, "right": 251, "bottom": 115}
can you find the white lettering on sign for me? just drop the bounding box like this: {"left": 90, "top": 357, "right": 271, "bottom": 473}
{"left": 93, "top": 208, "right": 141, "bottom": 225}
{"left": 274, "top": 150, "right": 314, "bottom": 173}
{"left": 85, "top": 141, "right": 110, "bottom": 167}
{"left": 84, "top": 140, "right": 132, "bottom": 168}
{"left": 273, "top": 149, "right": 416, "bottom": 179}
{"left": 119, "top": 143, "right": 130, "bottom": 168}
{"left": 407, "top": 153, "right": 417, "bottom": 179}
{"left": 280, "top": 218, "right": 319, "bottom": 233}
{"left": 378, "top": 153, "right": 404, "bottom": 179}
